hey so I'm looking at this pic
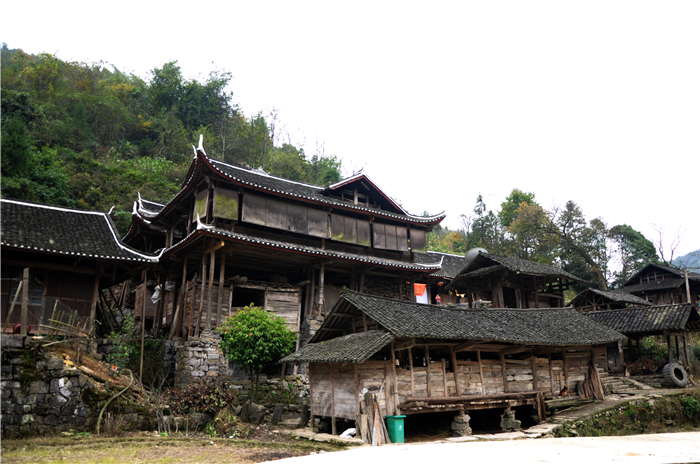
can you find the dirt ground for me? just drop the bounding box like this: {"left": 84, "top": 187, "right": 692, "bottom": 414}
{"left": 1, "top": 427, "right": 353, "bottom": 464}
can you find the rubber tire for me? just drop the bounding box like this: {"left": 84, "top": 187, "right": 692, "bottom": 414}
{"left": 663, "top": 362, "right": 689, "bottom": 388}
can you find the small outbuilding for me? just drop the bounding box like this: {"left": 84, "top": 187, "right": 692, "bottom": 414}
{"left": 282, "top": 289, "right": 625, "bottom": 437}
{"left": 570, "top": 288, "right": 652, "bottom": 312}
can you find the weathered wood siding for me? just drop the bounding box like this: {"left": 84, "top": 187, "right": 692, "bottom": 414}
{"left": 266, "top": 288, "right": 301, "bottom": 330}
{"left": 309, "top": 363, "right": 357, "bottom": 420}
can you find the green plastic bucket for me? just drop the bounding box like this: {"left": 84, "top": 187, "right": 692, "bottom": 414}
{"left": 385, "top": 415, "right": 406, "bottom": 443}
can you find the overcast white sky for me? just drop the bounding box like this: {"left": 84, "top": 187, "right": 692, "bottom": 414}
{"left": 4, "top": 1, "right": 699, "bottom": 257}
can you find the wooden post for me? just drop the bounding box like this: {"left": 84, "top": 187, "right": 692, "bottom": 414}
{"left": 549, "top": 353, "right": 555, "bottom": 394}
{"left": 477, "top": 350, "right": 486, "bottom": 395}
{"left": 140, "top": 270, "right": 147, "bottom": 383}
{"left": 683, "top": 332, "right": 691, "bottom": 367}
{"left": 424, "top": 346, "right": 431, "bottom": 397}
{"left": 562, "top": 348, "right": 569, "bottom": 387}
{"left": 391, "top": 342, "right": 400, "bottom": 414}
{"left": 316, "top": 264, "right": 325, "bottom": 316}
{"left": 530, "top": 351, "right": 538, "bottom": 391}
{"left": 685, "top": 269, "right": 692, "bottom": 303}
{"left": 450, "top": 346, "right": 461, "bottom": 396}
{"left": 441, "top": 358, "right": 448, "bottom": 395}
{"left": 217, "top": 252, "right": 226, "bottom": 327}
{"left": 88, "top": 266, "right": 101, "bottom": 338}
{"left": 408, "top": 347, "right": 415, "bottom": 396}
{"left": 410, "top": 278, "right": 416, "bottom": 302}
{"left": 206, "top": 249, "right": 216, "bottom": 331}
{"left": 330, "top": 363, "right": 336, "bottom": 435}
{"left": 359, "top": 271, "right": 366, "bottom": 293}
{"left": 195, "top": 242, "right": 208, "bottom": 337}
{"left": 20, "top": 268, "right": 29, "bottom": 336}
{"left": 500, "top": 351, "right": 509, "bottom": 393}
{"left": 667, "top": 333, "right": 674, "bottom": 362}
{"left": 532, "top": 276, "right": 539, "bottom": 309}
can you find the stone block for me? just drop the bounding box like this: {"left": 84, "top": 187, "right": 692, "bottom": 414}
{"left": 29, "top": 381, "right": 49, "bottom": 394}
{"left": 21, "top": 414, "right": 35, "bottom": 425}
{"left": 1, "top": 336, "right": 24, "bottom": 348}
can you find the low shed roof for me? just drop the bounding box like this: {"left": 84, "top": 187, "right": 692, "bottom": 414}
{"left": 284, "top": 290, "right": 625, "bottom": 364}
{"left": 585, "top": 304, "right": 700, "bottom": 336}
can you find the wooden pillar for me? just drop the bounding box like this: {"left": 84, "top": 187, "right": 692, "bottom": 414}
{"left": 562, "top": 348, "right": 569, "bottom": 388}
{"left": 500, "top": 352, "right": 508, "bottom": 393}
{"left": 205, "top": 249, "right": 216, "bottom": 331}
{"left": 89, "top": 266, "right": 101, "bottom": 337}
{"left": 20, "top": 268, "right": 29, "bottom": 336}
{"left": 441, "top": 358, "right": 448, "bottom": 395}
{"left": 177, "top": 257, "right": 189, "bottom": 338}
{"left": 548, "top": 353, "right": 555, "bottom": 394}
{"left": 424, "top": 346, "right": 431, "bottom": 397}
{"left": 477, "top": 350, "right": 486, "bottom": 395}
{"left": 306, "top": 267, "right": 315, "bottom": 319}
{"left": 450, "top": 346, "right": 461, "bottom": 396}
{"left": 492, "top": 280, "right": 504, "bottom": 308}
{"left": 530, "top": 351, "right": 538, "bottom": 391}
{"left": 683, "top": 332, "right": 691, "bottom": 367}
{"left": 217, "top": 252, "right": 226, "bottom": 327}
{"left": 359, "top": 271, "right": 365, "bottom": 293}
{"left": 667, "top": 333, "right": 674, "bottom": 362}
{"left": 140, "top": 270, "right": 147, "bottom": 383}
{"left": 154, "top": 272, "right": 165, "bottom": 334}
{"left": 410, "top": 278, "right": 416, "bottom": 302}
{"left": 195, "top": 242, "right": 208, "bottom": 337}
{"left": 408, "top": 347, "right": 415, "bottom": 396}
{"left": 532, "top": 276, "right": 539, "bottom": 309}
{"left": 391, "top": 342, "right": 400, "bottom": 414}
{"left": 316, "top": 264, "right": 325, "bottom": 316}
{"left": 329, "top": 363, "right": 336, "bottom": 435}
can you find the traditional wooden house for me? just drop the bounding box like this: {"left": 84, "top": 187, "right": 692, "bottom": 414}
{"left": 282, "top": 289, "right": 624, "bottom": 436}
{"left": 618, "top": 263, "right": 700, "bottom": 306}
{"left": 447, "top": 252, "right": 584, "bottom": 308}
{"left": 122, "top": 139, "right": 445, "bottom": 342}
{"left": 569, "top": 288, "right": 652, "bottom": 312}
{"left": 0, "top": 199, "right": 158, "bottom": 335}
{"left": 586, "top": 304, "right": 700, "bottom": 377}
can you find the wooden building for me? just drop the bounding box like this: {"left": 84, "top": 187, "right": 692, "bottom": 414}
{"left": 1, "top": 199, "right": 157, "bottom": 335}
{"left": 618, "top": 263, "right": 700, "bottom": 306}
{"left": 570, "top": 288, "right": 652, "bottom": 312}
{"left": 447, "top": 252, "right": 584, "bottom": 308}
{"left": 122, "top": 139, "right": 445, "bottom": 342}
{"left": 282, "top": 289, "right": 624, "bottom": 435}
{"left": 586, "top": 304, "right": 700, "bottom": 374}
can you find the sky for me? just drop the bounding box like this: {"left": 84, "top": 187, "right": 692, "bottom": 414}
{"left": 4, "top": 1, "right": 699, "bottom": 258}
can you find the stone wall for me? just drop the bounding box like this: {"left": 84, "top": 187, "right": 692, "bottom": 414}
{"left": 174, "top": 331, "right": 232, "bottom": 390}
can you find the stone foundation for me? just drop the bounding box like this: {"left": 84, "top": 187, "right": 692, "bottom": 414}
{"left": 174, "top": 331, "right": 231, "bottom": 390}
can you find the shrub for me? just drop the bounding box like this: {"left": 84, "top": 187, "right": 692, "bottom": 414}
{"left": 681, "top": 396, "right": 700, "bottom": 419}
{"left": 217, "top": 305, "right": 296, "bottom": 403}
{"left": 628, "top": 357, "right": 663, "bottom": 375}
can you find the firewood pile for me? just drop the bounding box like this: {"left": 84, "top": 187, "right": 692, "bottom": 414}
{"left": 357, "top": 392, "right": 391, "bottom": 445}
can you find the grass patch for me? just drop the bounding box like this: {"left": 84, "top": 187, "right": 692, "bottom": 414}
{"left": 556, "top": 390, "right": 700, "bottom": 438}
{"left": 1, "top": 433, "right": 352, "bottom": 464}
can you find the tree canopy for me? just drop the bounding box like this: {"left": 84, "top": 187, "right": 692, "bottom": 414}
{"left": 0, "top": 45, "right": 343, "bottom": 234}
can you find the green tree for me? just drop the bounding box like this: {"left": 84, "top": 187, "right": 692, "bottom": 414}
{"left": 499, "top": 188, "right": 536, "bottom": 228}
{"left": 461, "top": 194, "right": 504, "bottom": 253}
{"left": 217, "top": 306, "right": 296, "bottom": 403}
{"left": 609, "top": 224, "right": 659, "bottom": 287}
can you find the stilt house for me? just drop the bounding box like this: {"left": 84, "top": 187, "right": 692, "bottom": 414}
{"left": 122, "top": 140, "right": 445, "bottom": 343}
{"left": 282, "top": 289, "right": 624, "bottom": 435}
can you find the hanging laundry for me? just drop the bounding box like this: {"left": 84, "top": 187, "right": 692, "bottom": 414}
{"left": 414, "top": 283, "right": 428, "bottom": 304}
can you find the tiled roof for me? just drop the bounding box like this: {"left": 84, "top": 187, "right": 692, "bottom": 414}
{"left": 1, "top": 199, "right": 158, "bottom": 262}
{"left": 585, "top": 304, "right": 700, "bottom": 335}
{"left": 205, "top": 156, "right": 445, "bottom": 225}
{"left": 166, "top": 223, "right": 442, "bottom": 272}
{"left": 448, "top": 252, "right": 584, "bottom": 290}
{"left": 281, "top": 330, "right": 395, "bottom": 363}
{"left": 570, "top": 288, "right": 652, "bottom": 307}
{"left": 617, "top": 279, "right": 686, "bottom": 293}
{"left": 413, "top": 251, "right": 466, "bottom": 279}
{"left": 313, "top": 290, "right": 625, "bottom": 346}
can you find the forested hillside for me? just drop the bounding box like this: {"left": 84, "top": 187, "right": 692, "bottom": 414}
{"left": 0, "top": 45, "right": 342, "bottom": 233}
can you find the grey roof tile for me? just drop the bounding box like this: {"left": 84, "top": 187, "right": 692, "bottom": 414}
{"left": 281, "top": 330, "right": 395, "bottom": 363}
{"left": 570, "top": 288, "right": 652, "bottom": 307}
{"left": 585, "top": 304, "right": 699, "bottom": 335}
{"left": 1, "top": 199, "right": 158, "bottom": 262}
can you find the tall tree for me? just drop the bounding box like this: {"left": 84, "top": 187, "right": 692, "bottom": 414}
{"left": 609, "top": 224, "right": 659, "bottom": 287}
{"left": 499, "top": 188, "right": 536, "bottom": 228}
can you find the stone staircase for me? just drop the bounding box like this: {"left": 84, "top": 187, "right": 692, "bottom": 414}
{"left": 598, "top": 369, "right": 654, "bottom": 395}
